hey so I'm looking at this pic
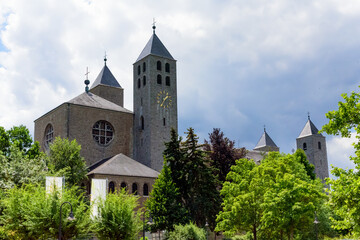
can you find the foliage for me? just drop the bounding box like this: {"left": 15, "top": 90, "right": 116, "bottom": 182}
{"left": 0, "top": 184, "right": 90, "bottom": 240}
{"left": 321, "top": 86, "right": 360, "bottom": 237}
{"left": 92, "top": 189, "right": 142, "bottom": 240}
{"left": 216, "top": 152, "right": 327, "bottom": 240}
{"left": 204, "top": 128, "right": 246, "bottom": 183}
{"left": 0, "top": 146, "right": 47, "bottom": 189}
{"left": 146, "top": 159, "right": 188, "bottom": 232}
{"left": 294, "top": 149, "right": 315, "bottom": 180}
{"left": 0, "top": 125, "right": 40, "bottom": 158}
{"left": 165, "top": 222, "right": 207, "bottom": 240}
{"left": 48, "top": 137, "right": 88, "bottom": 186}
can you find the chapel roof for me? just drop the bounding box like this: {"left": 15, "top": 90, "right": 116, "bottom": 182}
{"left": 90, "top": 63, "right": 121, "bottom": 89}
{"left": 298, "top": 118, "right": 321, "bottom": 138}
{"left": 253, "top": 130, "right": 278, "bottom": 150}
{"left": 136, "top": 31, "right": 174, "bottom": 62}
{"left": 67, "top": 92, "right": 132, "bottom": 113}
{"left": 88, "top": 153, "right": 160, "bottom": 178}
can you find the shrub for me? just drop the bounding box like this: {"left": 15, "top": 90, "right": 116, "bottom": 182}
{"left": 165, "top": 222, "right": 206, "bottom": 240}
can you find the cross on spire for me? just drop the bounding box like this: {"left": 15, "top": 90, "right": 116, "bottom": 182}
{"left": 85, "top": 67, "right": 90, "bottom": 80}
{"left": 152, "top": 18, "right": 156, "bottom": 33}
{"left": 104, "top": 51, "right": 107, "bottom": 66}
{"left": 308, "top": 112, "right": 310, "bottom": 120}
{"left": 264, "top": 125, "right": 266, "bottom": 132}
{"left": 84, "top": 67, "right": 90, "bottom": 93}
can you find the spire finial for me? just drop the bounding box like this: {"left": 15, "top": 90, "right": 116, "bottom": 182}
{"left": 84, "top": 67, "right": 90, "bottom": 93}
{"left": 308, "top": 112, "right": 310, "bottom": 120}
{"left": 264, "top": 125, "right": 266, "bottom": 132}
{"left": 152, "top": 18, "right": 156, "bottom": 33}
{"left": 104, "top": 51, "right": 107, "bottom": 66}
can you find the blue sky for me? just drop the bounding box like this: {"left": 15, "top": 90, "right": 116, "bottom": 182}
{"left": 0, "top": 0, "right": 359, "bottom": 174}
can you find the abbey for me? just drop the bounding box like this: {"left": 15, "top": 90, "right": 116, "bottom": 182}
{"left": 34, "top": 25, "right": 329, "bottom": 198}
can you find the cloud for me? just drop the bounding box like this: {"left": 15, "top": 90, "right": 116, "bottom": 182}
{"left": 327, "top": 133, "right": 356, "bottom": 172}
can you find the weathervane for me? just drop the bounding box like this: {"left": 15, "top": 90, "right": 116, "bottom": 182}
{"left": 84, "top": 67, "right": 90, "bottom": 93}
{"left": 264, "top": 125, "right": 266, "bottom": 132}
{"left": 104, "top": 51, "right": 107, "bottom": 66}
{"left": 152, "top": 18, "right": 156, "bottom": 33}
{"left": 308, "top": 111, "right": 310, "bottom": 120}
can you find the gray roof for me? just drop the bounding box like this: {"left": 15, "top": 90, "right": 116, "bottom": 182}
{"left": 91, "top": 65, "right": 121, "bottom": 89}
{"left": 254, "top": 131, "right": 278, "bottom": 150}
{"left": 136, "top": 33, "right": 174, "bottom": 62}
{"left": 246, "top": 150, "right": 266, "bottom": 164}
{"left": 67, "top": 92, "right": 132, "bottom": 113}
{"left": 298, "top": 119, "right": 321, "bottom": 138}
{"left": 88, "top": 153, "right": 160, "bottom": 178}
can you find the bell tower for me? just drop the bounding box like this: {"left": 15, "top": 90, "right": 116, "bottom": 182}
{"left": 133, "top": 25, "right": 178, "bottom": 171}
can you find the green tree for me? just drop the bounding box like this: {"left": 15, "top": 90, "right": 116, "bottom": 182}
{"left": 293, "top": 149, "right": 315, "bottom": 180}
{"left": 92, "top": 189, "right": 142, "bottom": 240}
{"left": 0, "top": 146, "right": 47, "bottom": 189}
{"left": 146, "top": 159, "right": 188, "bottom": 232}
{"left": 165, "top": 222, "right": 207, "bottom": 240}
{"left": 321, "top": 86, "right": 360, "bottom": 237}
{"left": 48, "top": 137, "right": 88, "bottom": 186}
{"left": 0, "top": 184, "right": 90, "bottom": 240}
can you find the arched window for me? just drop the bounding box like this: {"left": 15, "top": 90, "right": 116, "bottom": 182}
{"left": 157, "top": 74, "right": 162, "bottom": 84}
{"left": 143, "top": 183, "right": 149, "bottom": 196}
{"left": 163, "top": 118, "right": 166, "bottom": 126}
{"left": 92, "top": 120, "right": 114, "bottom": 145}
{"left": 318, "top": 142, "right": 321, "bottom": 150}
{"left": 143, "top": 76, "right": 146, "bottom": 86}
{"left": 166, "top": 76, "right": 170, "bottom": 86}
{"left": 165, "top": 63, "right": 170, "bottom": 73}
{"left": 303, "top": 142, "right": 307, "bottom": 151}
{"left": 132, "top": 183, "right": 138, "bottom": 195}
{"left": 137, "top": 78, "right": 140, "bottom": 88}
{"left": 120, "top": 182, "right": 127, "bottom": 190}
{"left": 109, "top": 181, "right": 115, "bottom": 193}
{"left": 141, "top": 116, "right": 144, "bottom": 130}
{"left": 44, "top": 124, "right": 54, "bottom": 148}
{"left": 157, "top": 61, "right": 162, "bottom": 71}
{"left": 137, "top": 65, "right": 141, "bottom": 75}
{"left": 143, "top": 62, "right": 146, "bottom": 72}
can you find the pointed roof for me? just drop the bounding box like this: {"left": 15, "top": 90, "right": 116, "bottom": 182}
{"left": 67, "top": 92, "right": 132, "bottom": 113}
{"left": 91, "top": 64, "right": 121, "bottom": 89}
{"left": 136, "top": 32, "right": 174, "bottom": 62}
{"left": 298, "top": 118, "right": 321, "bottom": 138}
{"left": 254, "top": 130, "right": 278, "bottom": 150}
{"left": 88, "top": 153, "right": 159, "bottom": 178}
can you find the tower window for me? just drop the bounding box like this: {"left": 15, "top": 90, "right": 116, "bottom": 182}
{"left": 143, "top": 76, "right": 146, "bottom": 86}
{"left": 166, "top": 76, "right": 170, "bottom": 86}
{"left": 137, "top": 65, "right": 140, "bottom": 75}
{"left": 92, "top": 120, "right": 114, "bottom": 146}
{"left": 318, "top": 142, "right": 321, "bottom": 150}
{"left": 132, "top": 183, "right": 138, "bottom": 195}
{"left": 157, "top": 61, "right": 162, "bottom": 71}
{"left": 143, "top": 62, "right": 146, "bottom": 72}
{"left": 137, "top": 78, "right": 140, "bottom": 88}
{"left": 157, "top": 74, "right": 162, "bottom": 84}
{"left": 44, "top": 124, "right": 54, "bottom": 148}
{"left": 141, "top": 116, "right": 144, "bottom": 130}
{"left": 303, "top": 142, "right": 307, "bottom": 151}
{"left": 109, "top": 181, "right": 115, "bottom": 193}
{"left": 163, "top": 118, "right": 166, "bottom": 126}
{"left": 165, "top": 63, "right": 170, "bottom": 73}
{"left": 120, "top": 182, "right": 127, "bottom": 190}
{"left": 143, "top": 183, "right": 149, "bottom": 196}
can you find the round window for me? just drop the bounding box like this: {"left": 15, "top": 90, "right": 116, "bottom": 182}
{"left": 92, "top": 121, "right": 114, "bottom": 145}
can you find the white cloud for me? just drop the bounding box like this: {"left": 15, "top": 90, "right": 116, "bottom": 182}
{"left": 327, "top": 133, "right": 356, "bottom": 174}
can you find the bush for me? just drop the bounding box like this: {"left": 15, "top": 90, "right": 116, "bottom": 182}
{"left": 0, "top": 184, "right": 90, "bottom": 240}
{"left": 165, "top": 222, "right": 207, "bottom": 240}
{"left": 92, "top": 189, "right": 142, "bottom": 240}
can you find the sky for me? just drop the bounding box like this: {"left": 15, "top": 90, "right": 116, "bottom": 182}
{"left": 0, "top": 0, "right": 359, "bottom": 175}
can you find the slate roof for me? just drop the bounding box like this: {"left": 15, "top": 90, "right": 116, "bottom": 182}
{"left": 253, "top": 131, "right": 278, "bottom": 150}
{"left": 88, "top": 153, "right": 160, "bottom": 178}
{"left": 136, "top": 33, "right": 174, "bottom": 62}
{"left": 67, "top": 92, "right": 132, "bottom": 113}
{"left": 91, "top": 65, "right": 121, "bottom": 89}
{"left": 298, "top": 119, "right": 321, "bottom": 138}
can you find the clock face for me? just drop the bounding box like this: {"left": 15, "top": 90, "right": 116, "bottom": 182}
{"left": 157, "top": 90, "right": 172, "bottom": 108}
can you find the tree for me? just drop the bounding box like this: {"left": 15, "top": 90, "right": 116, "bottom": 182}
{"left": 146, "top": 159, "right": 188, "bottom": 232}
{"left": 293, "top": 149, "right": 315, "bottom": 180}
{"left": 0, "top": 184, "right": 91, "bottom": 240}
{"left": 47, "top": 137, "right": 88, "bottom": 186}
{"left": 165, "top": 222, "right": 207, "bottom": 240}
{"left": 204, "top": 128, "right": 246, "bottom": 183}
{"left": 92, "top": 189, "right": 142, "bottom": 240}
{"left": 321, "top": 86, "right": 360, "bottom": 237}
{"left": 0, "top": 145, "right": 47, "bottom": 189}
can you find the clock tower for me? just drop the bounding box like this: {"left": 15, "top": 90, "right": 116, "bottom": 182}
{"left": 133, "top": 26, "right": 178, "bottom": 171}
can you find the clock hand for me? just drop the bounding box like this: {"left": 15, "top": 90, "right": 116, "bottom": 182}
{"left": 161, "top": 96, "right": 169, "bottom": 106}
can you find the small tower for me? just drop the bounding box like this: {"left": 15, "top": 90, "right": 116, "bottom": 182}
{"left": 133, "top": 24, "right": 178, "bottom": 171}
{"left": 296, "top": 116, "right": 329, "bottom": 181}
{"left": 253, "top": 127, "right": 279, "bottom": 152}
{"left": 90, "top": 56, "right": 124, "bottom": 107}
